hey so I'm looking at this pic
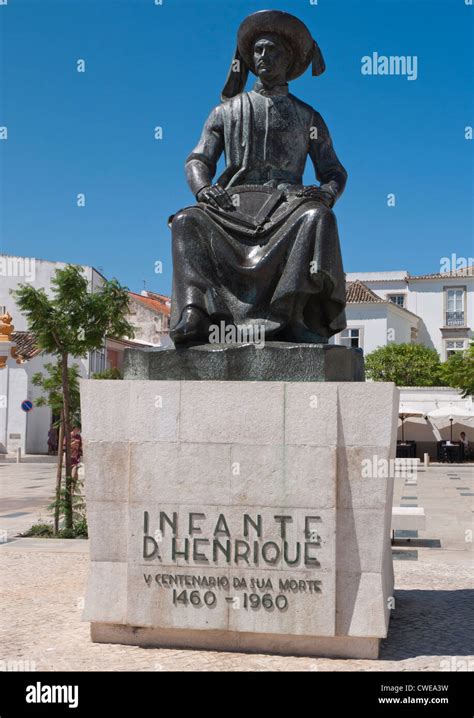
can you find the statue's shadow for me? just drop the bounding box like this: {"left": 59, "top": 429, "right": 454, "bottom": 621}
{"left": 380, "top": 588, "right": 474, "bottom": 660}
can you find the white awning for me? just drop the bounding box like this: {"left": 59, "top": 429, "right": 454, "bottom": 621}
{"left": 427, "top": 402, "right": 474, "bottom": 425}
{"left": 399, "top": 403, "right": 425, "bottom": 418}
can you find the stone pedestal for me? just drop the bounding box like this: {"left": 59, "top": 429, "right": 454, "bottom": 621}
{"left": 80, "top": 379, "right": 398, "bottom": 659}
{"left": 123, "top": 342, "right": 364, "bottom": 382}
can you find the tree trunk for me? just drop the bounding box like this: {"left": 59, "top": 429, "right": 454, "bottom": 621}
{"left": 61, "top": 352, "right": 73, "bottom": 530}
{"left": 54, "top": 408, "right": 64, "bottom": 535}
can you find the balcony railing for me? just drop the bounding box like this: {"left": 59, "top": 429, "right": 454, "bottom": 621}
{"left": 445, "top": 311, "right": 465, "bottom": 326}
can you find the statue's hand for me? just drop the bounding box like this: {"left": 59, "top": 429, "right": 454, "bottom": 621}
{"left": 298, "top": 185, "right": 335, "bottom": 209}
{"left": 197, "top": 184, "right": 235, "bottom": 211}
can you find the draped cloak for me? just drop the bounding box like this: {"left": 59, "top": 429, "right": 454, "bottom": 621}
{"left": 170, "top": 84, "right": 348, "bottom": 341}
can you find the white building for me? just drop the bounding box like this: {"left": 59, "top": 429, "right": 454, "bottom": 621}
{"left": 332, "top": 268, "right": 474, "bottom": 459}
{"left": 333, "top": 267, "right": 473, "bottom": 361}
{"left": 0, "top": 256, "right": 109, "bottom": 455}
{"left": 125, "top": 291, "right": 171, "bottom": 348}
{"left": 0, "top": 256, "right": 170, "bottom": 455}
{"left": 103, "top": 292, "right": 171, "bottom": 373}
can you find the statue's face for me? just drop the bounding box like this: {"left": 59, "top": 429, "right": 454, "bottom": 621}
{"left": 253, "top": 34, "right": 291, "bottom": 84}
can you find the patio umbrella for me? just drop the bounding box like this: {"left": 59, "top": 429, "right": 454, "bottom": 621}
{"left": 398, "top": 403, "right": 425, "bottom": 442}
{"left": 427, "top": 403, "right": 474, "bottom": 442}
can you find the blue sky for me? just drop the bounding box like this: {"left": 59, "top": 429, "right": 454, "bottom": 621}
{"left": 1, "top": 0, "right": 472, "bottom": 296}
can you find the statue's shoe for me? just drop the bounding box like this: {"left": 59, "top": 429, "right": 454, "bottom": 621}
{"left": 171, "top": 307, "right": 211, "bottom": 346}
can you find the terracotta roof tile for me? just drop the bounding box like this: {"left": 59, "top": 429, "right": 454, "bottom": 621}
{"left": 11, "top": 332, "right": 42, "bottom": 361}
{"left": 409, "top": 266, "right": 474, "bottom": 280}
{"left": 346, "top": 280, "right": 384, "bottom": 303}
{"left": 128, "top": 292, "right": 171, "bottom": 317}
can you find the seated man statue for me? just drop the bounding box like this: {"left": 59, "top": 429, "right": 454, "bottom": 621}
{"left": 170, "top": 10, "right": 348, "bottom": 346}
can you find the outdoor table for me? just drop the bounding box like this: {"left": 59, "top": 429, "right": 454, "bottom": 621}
{"left": 396, "top": 441, "right": 417, "bottom": 458}
{"left": 441, "top": 442, "right": 463, "bottom": 463}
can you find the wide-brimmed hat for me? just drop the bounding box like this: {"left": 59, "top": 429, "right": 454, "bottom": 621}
{"left": 222, "top": 10, "right": 325, "bottom": 101}
{"left": 239, "top": 10, "right": 323, "bottom": 80}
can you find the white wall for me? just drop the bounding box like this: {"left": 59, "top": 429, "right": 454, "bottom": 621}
{"left": 0, "top": 255, "right": 99, "bottom": 331}
{"left": 407, "top": 278, "right": 473, "bottom": 359}
{"left": 3, "top": 362, "right": 28, "bottom": 454}
{"left": 333, "top": 304, "right": 388, "bottom": 354}
{"left": 126, "top": 296, "right": 168, "bottom": 347}
{"left": 1, "top": 257, "right": 67, "bottom": 330}
{"left": 0, "top": 256, "right": 103, "bottom": 453}
{"left": 0, "top": 353, "right": 55, "bottom": 454}
{"left": 405, "top": 281, "right": 444, "bottom": 355}
{"left": 346, "top": 271, "right": 408, "bottom": 283}
{"left": 24, "top": 355, "right": 55, "bottom": 454}
{"left": 387, "top": 304, "right": 417, "bottom": 345}
{"left": 0, "top": 364, "right": 11, "bottom": 453}
{"left": 363, "top": 282, "right": 408, "bottom": 300}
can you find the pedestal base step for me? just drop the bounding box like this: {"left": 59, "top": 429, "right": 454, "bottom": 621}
{"left": 91, "top": 623, "right": 380, "bottom": 659}
{"left": 123, "top": 342, "right": 365, "bottom": 382}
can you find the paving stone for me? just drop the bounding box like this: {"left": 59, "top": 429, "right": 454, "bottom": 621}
{"left": 1, "top": 461, "right": 472, "bottom": 671}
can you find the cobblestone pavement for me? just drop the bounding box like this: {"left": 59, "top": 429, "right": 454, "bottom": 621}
{"left": 0, "top": 462, "right": 472, "bottom": 671}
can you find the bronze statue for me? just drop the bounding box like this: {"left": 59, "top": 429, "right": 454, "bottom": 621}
{"left": 170, "top": 10, "right": 347, "bottom": 346}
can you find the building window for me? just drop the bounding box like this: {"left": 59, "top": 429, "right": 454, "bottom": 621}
{"left": 445, "top": 288, "right": 465, "bottom": 326}
{"left": 445, "top": 340, "right": 466, "bottom": 359}
{"left": 90, "top": 348, "right": 106, "bottom": 375}
{"left": 340, "top": 328, "right": 361, "bottom": 348}
{"left": 410, "top": 327, "right": 418, "bottom": 343}
{"left": 388, "top": 294, "right": 405, "bottom": 308}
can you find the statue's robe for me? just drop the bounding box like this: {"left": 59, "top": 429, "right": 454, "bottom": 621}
{"left": 170, "top": 82, "right": 348, "bottom": 341}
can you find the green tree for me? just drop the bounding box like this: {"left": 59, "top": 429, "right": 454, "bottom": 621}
{"left": 32, "top": 361, "right": 81, "bottom": 424}
{"left": 365, "top": 343, "right": 443, "bottom": 386}
{"left": 439, "top": 342, "right": 474, "bottom": 397}
{"left": 13, "top": 264, "right": 135, "bottom": 529}
{"left": 32, "top": 361, "right": 81, "bottom": 533}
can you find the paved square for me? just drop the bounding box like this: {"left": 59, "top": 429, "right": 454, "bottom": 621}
{"left": 0, "top": 460, "right": 472, "bottom": 671}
